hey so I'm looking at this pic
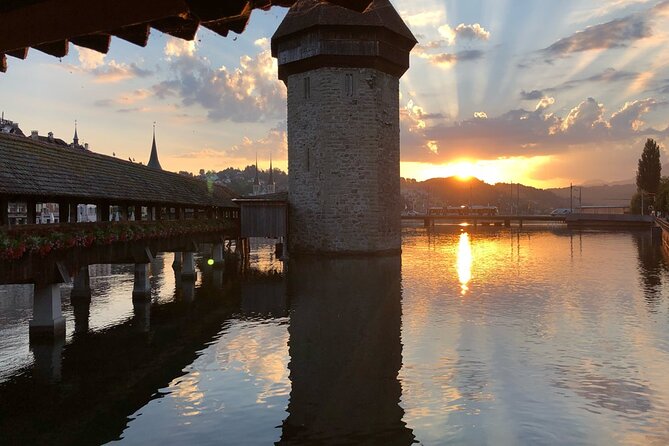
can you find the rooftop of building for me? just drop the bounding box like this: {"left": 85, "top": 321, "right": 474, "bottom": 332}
{"left": 0, "top": 132, "right": 238, "bottom": 208}
{"left": 272, "top": 0, "right": 416, "bottom": 48}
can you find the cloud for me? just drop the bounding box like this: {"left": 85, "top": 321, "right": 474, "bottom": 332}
{"left": 415, "top": 49, "right": 485, "bottom": 67}
{"left": 400, "top": 96, "right": 668, "bottom": 163}
{"left": 93, "top": 89, "right": 152, "bottom": 112}
{"left": 174, "top": 124, "right": 287, "bottom": 161}
{"left": 536, "top": 97, "right": 555, "bottom": 110}
{"left": 521, "top": 90, "right": 545, "bottom": 100}
{"left": 164, "top": 37, "right": 196, "bottom": 58}
{"left": 76, "top": 47, "right": 105, "bottom": 69}
{"left": 91, "top": 61, "right": 153, "bottom": 83}
{"left": 438, "top": 23, "right": 491, "bottom": 45}
{"left": 153, "top": 44, "right": 286, "bottom": 123}
{"left": 541, "top": 1, "right": 669, "bottom": 60}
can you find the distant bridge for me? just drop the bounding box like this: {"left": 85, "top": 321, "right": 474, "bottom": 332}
{"left": 402, "top": 213, "right": 655, "bottom": 228}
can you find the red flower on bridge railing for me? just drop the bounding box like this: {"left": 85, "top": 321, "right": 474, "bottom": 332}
{"left": 0, "top": 220, "right": 238, "bottom": 261}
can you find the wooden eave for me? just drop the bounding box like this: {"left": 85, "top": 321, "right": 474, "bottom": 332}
{"left": 0, "top": 0, "right": 373, "bottom": 73}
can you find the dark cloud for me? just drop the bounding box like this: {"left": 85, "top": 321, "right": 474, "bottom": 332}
{"left": 91, "top": 62, "right": 153, "bottom": 82}
{"left": 93, "top": 99, "right": 113, "bottom": 107}
{"left": 400, "top": 97, "right": 668, "bottom": 162}
{"left": 540, "top": 1, "right": 669, "bottom": 61}
{"left": 520, "top": 90, "right": 545, "bottom": 100}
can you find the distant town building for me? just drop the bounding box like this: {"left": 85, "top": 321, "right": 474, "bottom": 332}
{"left": 0, "top": 114, "right": 24, "bottom": 135}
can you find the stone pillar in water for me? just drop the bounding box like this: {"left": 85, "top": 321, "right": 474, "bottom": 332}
{"left": 132, "top": 263, "right": 151, "bottom": 300}
{"left": 272, "top": 0, "right": 417, "bottom": 255}
{"left": 29, "top": 283, "right": 66, "bottom": 340}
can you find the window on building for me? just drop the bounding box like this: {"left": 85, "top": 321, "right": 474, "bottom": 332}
{"left": 307, "top": 146, "right": 310, "bottom": 171}
{"left": 345, "top": 73, "right": 354, "bottom": 96}
{"left": 304, "top": 76, "right": 311, "bottom": 99}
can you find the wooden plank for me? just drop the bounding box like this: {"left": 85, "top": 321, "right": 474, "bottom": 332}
{"left": 70, "top": 34, "right": 111, "bottom": 53}
{"left": 0, "top": 0, "right": 189, "bottom": 53}
{"left": 112, "top": 24, "right": 151, "bottom": 47}
{"left": 6, "top": 47, "right": 28, "bottom": 59}
{"left": 0, "top": 54, "right": 6, "bottom": 73}
{"left": 34, "top": 40, "right": 69, "bottom": 57}
{"left": 152, "top": 15, "right": 200, "bottom": 40}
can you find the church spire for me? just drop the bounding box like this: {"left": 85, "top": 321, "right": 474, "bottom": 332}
{"left": 253, "top": 152, "right": 261, "bottom": 195}
{"left": 73, "top": 120, "right": 79, "bottom": 146}
{"left": 148, "top": 122, "right": 163, "bottom": 170}
{"left": 267, "top": 153, "right": 276, "bottom": 194}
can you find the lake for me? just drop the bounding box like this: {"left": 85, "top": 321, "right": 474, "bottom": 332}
{"left": 1, "top": 226, "right": 669, "bottom": 445}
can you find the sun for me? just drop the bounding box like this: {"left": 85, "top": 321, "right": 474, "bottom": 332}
{"left": 451, "top": 161, "right": 476, "bottom": 181}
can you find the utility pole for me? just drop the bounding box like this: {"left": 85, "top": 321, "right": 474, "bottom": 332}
{"left": 570, "top": 183, "right": 573, "bottom": 213}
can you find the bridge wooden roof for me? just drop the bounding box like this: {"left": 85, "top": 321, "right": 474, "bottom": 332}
{"left": 0, "top": 0, "right": 373, "bottom": 73}
{"left": 0, "top": 132, "right": 239, "bottom": 208}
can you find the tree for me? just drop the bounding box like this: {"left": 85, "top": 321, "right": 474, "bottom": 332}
{"left": 636, "top": 138, "right": 662, "bottom": 194}
{"left": 654, "top": 177, "right": 669, "bottom": 215}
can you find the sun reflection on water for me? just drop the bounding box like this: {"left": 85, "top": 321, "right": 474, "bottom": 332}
{"left": 457, "top": 232, "right": 472, "bottom": 295}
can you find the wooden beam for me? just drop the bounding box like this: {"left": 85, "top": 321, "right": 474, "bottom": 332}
{"left": 185, "top": 0, "right": 249, "bottom": 21}
{"left": 112, "top": 24, "right": 151, "bottom": 47}
{"left": 70, "top": 34, "right": 111, "bottom": 53}
{"left": 6, "top": 47, "right": 28, "bottom": 59}
{"left": 0, "top": 54, "right": 6, "bottom": 73}
{"left": 326, "top": 0, "right": 372, "bottom": 12}
{"left": 151, "top": 15, "right": 200, "bottom": 40}
{"left": 0, "top": 0, "right": 189, "bottom": 53}
{"left": 203, "top": 10, "right": 251, "bottom": 37}
{"left": 34, "top": 40, "right": 69, "bottom": 57}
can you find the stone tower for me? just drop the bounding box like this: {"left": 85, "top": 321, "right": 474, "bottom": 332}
{"left": 272, "top": 0, "right": 416, "bottom": 255}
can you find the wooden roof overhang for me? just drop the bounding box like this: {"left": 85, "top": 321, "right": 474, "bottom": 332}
{"left": 0, "top": 0, "right": 373, "bottom": 73}
{"left": 0, "top": 132, "right": 239, "bottom": 209}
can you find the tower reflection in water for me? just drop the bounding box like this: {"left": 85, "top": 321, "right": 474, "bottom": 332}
{"left": 280, "top": 255, "right": 415, "bottom": 445}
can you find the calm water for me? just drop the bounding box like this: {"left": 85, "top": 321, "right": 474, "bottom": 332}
{"left": 1, "top": 227, "right": 669, "bottom": 445}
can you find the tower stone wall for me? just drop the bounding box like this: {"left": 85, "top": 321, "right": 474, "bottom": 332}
{"left": 287, "top": 67, "right": 400, "bottom": 253}
{"left": 272, "top": 0, "right": 416, "bottom": 255}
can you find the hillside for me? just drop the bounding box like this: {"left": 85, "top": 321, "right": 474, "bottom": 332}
{"left": 547, "top": 184, "right": 636, "bottom": 206}
{"left": 401, "top": 177, "right": 571, "bottom": 214}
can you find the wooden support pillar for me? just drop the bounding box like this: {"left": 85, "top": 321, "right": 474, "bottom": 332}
{"left": 504, "top": 219, "right": 511, "bottom": 227}
{"left": 26, "top": 199, "right": 37, "bottom": 224}
{"left": 212, "top": 243, "right": 224, "bottom": 268}
{"left": 99, "top": 203, "right": 110, "bottom": 222}
{"left": 29, "top": 283, "right": 66, "bottom": 340}
{"left": 71, "top": 266, "right": 92, "bottom": 300}
{"left": 519, "top": 219, "right": 523, "bottom": 228}
{"left": 181, "top": 252, "right": 197, "bottom": 281}
{"left": 182, "top": 280, "right": 196, "bottom": 302}
{"left": 57, "top": 201, "right": 70, "bottom": 223}
{"left": 132, "top": 263, "right": 152, "bottom": 300}
{"left": 119, "top": 204, "right": 128, "bottom": 221}
{"left": 172, "top": 251, "right": 183, "bottom": 270}
{"left": 0, "top": 197, "right": 8, "bottom": 226}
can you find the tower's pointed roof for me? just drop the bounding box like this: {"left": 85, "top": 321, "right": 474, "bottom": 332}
{"left": 148, "top": 125, "right": 162, "bottom": 170}
{"left": 272, "top": 0, "right": 416, "bottom": 49}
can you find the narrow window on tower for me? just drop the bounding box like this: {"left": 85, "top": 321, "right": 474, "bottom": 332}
{"left": 345, "top": 73, "right": 354, "bottom": 96}
{"left": 306, "top": 146, "right": 310, "bottom": 171}
{"left": 304, "top": 76, "right": 311, "bottom": 99}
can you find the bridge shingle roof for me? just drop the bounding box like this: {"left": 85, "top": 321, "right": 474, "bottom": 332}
{"left": 0, "top": 133, "right": 238, "bottom": 208}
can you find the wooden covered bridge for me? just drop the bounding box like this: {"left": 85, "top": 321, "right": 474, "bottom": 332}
{"left": 0, "top": 131, "right": 239, "bottom": 224}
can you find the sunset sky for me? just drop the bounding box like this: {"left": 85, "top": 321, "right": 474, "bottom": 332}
{"left": 3, "top": 0, "right": 669, "bottom": 187}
